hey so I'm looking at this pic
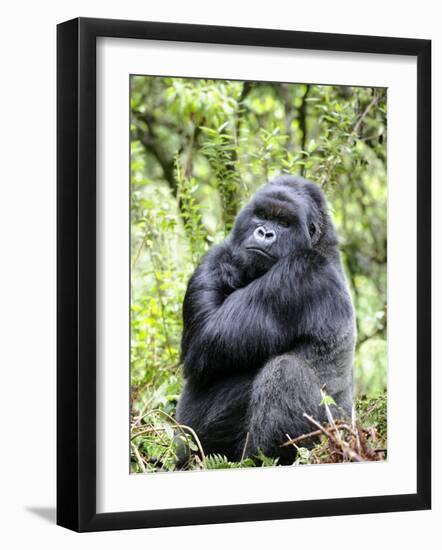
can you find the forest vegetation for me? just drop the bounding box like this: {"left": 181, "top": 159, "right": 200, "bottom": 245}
{"left": 130, "top": 77, "right": 387, "bottom": 472}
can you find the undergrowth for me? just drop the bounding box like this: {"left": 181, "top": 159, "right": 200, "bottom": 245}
{"left": 130, "top": 391, "right": 387, "bottom": 473}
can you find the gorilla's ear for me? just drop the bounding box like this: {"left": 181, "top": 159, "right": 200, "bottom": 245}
{"left": 309, "top": 220, "right": 321, "bottom": 245}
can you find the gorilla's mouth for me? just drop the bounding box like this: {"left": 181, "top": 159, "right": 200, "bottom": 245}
{"left": 246, "top": 246, "right": 276, "bottom": 260}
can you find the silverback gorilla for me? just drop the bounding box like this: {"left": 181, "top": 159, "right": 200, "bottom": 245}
{"left": 176, "top": 175, "right": 355, "bottom": 464}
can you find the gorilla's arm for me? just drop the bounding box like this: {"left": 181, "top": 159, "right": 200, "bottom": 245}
{"left": 181, "top": 244, "right": 352, "bottom": 385}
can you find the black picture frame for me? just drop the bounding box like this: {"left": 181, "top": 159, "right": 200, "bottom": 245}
{"left": 57, "top": 17, "right": 431, "bottom": 532}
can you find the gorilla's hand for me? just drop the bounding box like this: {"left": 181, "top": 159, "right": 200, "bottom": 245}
{"left": 217, "top": 249, "right": 246, "bottom": 293}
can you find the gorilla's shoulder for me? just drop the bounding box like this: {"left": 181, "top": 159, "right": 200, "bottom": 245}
{"left": 296, "top": 248, "right": 329, "bottom": 270}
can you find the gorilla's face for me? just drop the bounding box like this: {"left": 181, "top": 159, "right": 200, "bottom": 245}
{"left": 231, "top": 176, "right": 330, "bottom": 278}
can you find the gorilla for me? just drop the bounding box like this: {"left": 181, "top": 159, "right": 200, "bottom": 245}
{"left": 176, "top": 175, "right": 355, "bottom": 464}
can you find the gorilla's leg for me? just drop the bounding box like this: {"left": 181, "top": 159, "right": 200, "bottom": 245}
{"left": 176, "top": 372, "right": 254, "bottom": 461}
{"left": 246, "top": 353, "right": 328, "bottom": 464}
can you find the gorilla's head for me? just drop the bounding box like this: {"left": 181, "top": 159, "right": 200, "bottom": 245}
{"left": 231, "top": 175, "right": 338, "bottom": 277}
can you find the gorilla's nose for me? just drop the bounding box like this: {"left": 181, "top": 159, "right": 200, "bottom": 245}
{"left": 254, "top": 226, "right": 276, "bottom": 244}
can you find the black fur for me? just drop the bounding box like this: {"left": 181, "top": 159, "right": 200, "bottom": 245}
{"left": 176, "top": 175, "right": 355, "bottom": 463}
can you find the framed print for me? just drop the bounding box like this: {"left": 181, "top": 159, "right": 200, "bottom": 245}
{"left": 57, "top": 17, "right": 431, "bottom": 532}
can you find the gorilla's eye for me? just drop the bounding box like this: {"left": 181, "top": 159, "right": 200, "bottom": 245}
{"left": 279, "top": 219, "right": 290, "bottom": 228}
{"left": 255, "top": 209, "right": 267, "bottom": 220}
{"left": 309, "top": 223, "right": 316, "bottom": 237}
